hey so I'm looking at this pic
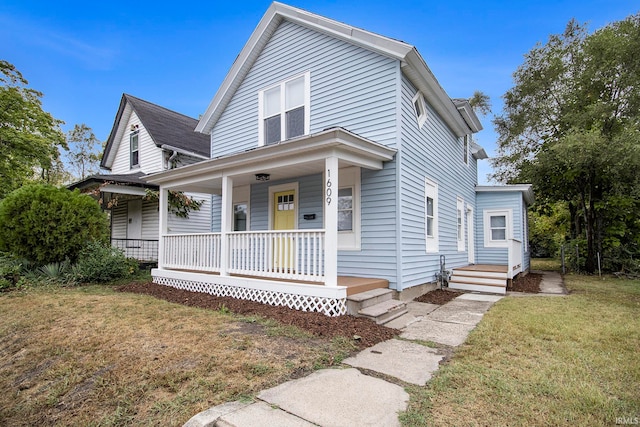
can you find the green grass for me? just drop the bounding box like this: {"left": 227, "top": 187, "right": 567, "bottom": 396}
{"left": 530, "top": 257, "right": 562, "bottom": 271}
{"left": 401, "top": 274, "right": 640, "bottom": 426}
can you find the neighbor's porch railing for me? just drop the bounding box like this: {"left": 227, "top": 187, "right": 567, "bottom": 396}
{"left": 111, "top": 238, "right": 158, "bottom": 262}
{"left": 508, "top": 238, "right": 523, "bottom": 279}
{"left": 161, "top": 230, "right": 325, "bottom": 282}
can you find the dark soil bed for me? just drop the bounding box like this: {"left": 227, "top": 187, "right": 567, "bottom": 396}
{"left": 117, "top": 282, "right": 398, "bottom": 349}
{"left": 414, "top": 288, "right": 463, "bottom": 305}
{"left": 508, "top": 272, "right": 543, "bottom": 293}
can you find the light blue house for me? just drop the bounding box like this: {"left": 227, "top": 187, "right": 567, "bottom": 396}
{"left": 147, "top": 3, "right": 532, "bottom": 318}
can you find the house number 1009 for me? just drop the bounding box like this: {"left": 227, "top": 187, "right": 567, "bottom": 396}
{"left": 326, "top": 169, "right": 332, "bottom": 205}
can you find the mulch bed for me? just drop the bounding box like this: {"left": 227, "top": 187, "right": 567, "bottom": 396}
{"left": 117, "top": 282, "right": 398, "bottom": 349}
{"left": 507, "top": 273, "right": 543, "bottom": 293}
{"left": 414, "top": 288, "right": 463, "bottom": 305}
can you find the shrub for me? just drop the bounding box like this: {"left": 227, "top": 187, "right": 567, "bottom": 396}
{"left": 0, "top": 184, "right": 109, "bottom": 264}
{"left": 73, "top": 242, "right": 137, "bottom": 283}
{"left": 0, "top": 254, "right": 22, "bottom": 291}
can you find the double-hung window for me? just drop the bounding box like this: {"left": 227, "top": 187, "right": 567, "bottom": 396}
{"left": 259, "top": 72, "right": 310, "bottom": 146}
{"left": 483, "top": 209, "right": 511, "bottom": 247}
{"left": 425, "top": 178, "right": 439, "bottom": 253}
{"left": 233, "top": 203, "right": 247, "bottom": 231}
{"left": 130, "top": 131, "right": 139, "bottom": 168}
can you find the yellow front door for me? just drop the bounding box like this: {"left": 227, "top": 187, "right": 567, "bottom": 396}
{"left": 273, "top": 190, "right": 295, "bottom": 270}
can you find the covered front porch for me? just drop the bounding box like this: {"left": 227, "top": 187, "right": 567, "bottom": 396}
{"left": 146, "top": 128, "right": 396, "bottom": 315}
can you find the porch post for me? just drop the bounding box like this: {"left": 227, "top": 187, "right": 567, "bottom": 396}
{"left": 157, "top": 186, "right": 169, "bottom": 269}
{"left": 220, "top": 175, "right": 233, "bottom": 276}
{"left": 325, "top": 156, "right": 339, "bottom": 287}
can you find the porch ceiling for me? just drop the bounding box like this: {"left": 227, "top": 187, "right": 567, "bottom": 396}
{"left": 145, "top": 127, "right": 397, "bottom": 193}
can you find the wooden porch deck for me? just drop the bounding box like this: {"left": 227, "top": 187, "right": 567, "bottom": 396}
{"left": 455, "top": 264, "right": 508, "bottom": 273}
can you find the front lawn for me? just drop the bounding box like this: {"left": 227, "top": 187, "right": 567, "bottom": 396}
{"left": 401, "top": 274, "right": 640, "bottom": 426}
{"left": 0, "top": 284, "right": 356, "bottom": 426}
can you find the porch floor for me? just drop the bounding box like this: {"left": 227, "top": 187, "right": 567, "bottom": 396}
{"left": 455, "top": 264, "right": 508, "bottom": 273}
{"left": 164, "top": 269, "right": 388, "bottom": 297}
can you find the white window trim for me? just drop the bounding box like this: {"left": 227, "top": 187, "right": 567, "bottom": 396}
{"left": 523, "top": 203, "right": 529, "bottom": 253}
{"left": 457, "top": 197, "right": 465, "bottom": 252}
{"left": 412, "top": 91, "right": 427, "bottom": 128}
{"left": 322, "top": 167, "right": 361, "bottom": 251}
{"left": 425, "top": 177, "right": 439, "bottom": 253}
{"left": 233, "top": 185, "right": 250, "bottom": 232}
{"left": 463, "top": 135, "right": 470, "bottom": 166}
{"left": 268, "top": 182, "right": 299, "bottom": 230}
{"left": 258, "top": 71, "right": 311, "bottom": 147}
{"left": 483, "top": 209, "right": 512, "bottom": 248}
{"left": 130, "top": 131, "right": 140, "bottom": 169}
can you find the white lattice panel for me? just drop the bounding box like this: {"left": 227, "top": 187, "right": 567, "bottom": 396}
{"left": 152, "top": 275, "right": 347, "bottom": 316}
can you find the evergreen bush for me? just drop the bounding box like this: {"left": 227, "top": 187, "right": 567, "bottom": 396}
{"left": 0, "top": 184, "right": 109, "bottom": 264}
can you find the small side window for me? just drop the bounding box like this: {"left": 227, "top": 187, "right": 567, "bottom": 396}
{"left": 412, "top": 92, "right": 427, "bottom": 128}
{"left": 463, "top": 135, "right": 469, "bottom": 165}
{"left": 130, "top": 131, "right": 139, "bottom": 168}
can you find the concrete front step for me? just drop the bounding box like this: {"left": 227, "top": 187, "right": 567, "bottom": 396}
{"left": 346, "top": 288, "right": 393, "bottom": 313}
{"left": 358, "top": 299, "right": 408, "bottom": 325}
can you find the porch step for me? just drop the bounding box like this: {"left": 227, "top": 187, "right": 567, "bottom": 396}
{"left": 449, "top": 266, "right": 508, "bottom": 295}
{"left": 346, "top": 288, "right": 407, "bottom": 325}
{"left": 346, "top": 288, "right": 393, "bottom": 312}
{"left": 357, "top": 299, "right": 408, "bottom": 325}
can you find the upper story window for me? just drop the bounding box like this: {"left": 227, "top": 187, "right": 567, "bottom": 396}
{"left": 412, "top": 92, "right": 427, "bottom": 128}
{"left": 259, "top": 72, "right": 310, "bottom": 146}
{"left": 425, "top": 177, "right": 439, "bottom": 253}
{"left": 130, "top": 131, "right": 139, "bottom": 168}
{"left": 463, "top": 135, "right": 470, "bottom": 165}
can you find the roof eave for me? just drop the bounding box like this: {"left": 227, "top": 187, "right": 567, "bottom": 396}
{"left": 476, "top": 184, "right": 535, "bottom": 205}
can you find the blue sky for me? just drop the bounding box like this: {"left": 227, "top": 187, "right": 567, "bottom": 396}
{"left": 2, "top": 0, "right": 637, "bottom": 183}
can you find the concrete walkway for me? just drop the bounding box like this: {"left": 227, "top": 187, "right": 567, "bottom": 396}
{"left": 184, "top": 271, "right": 564, "bottom": 427}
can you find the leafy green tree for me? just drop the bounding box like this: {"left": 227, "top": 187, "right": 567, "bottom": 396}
{"left": 468, "top": 90, "right": 491, "bottom": 116}
{"left": 492, "top": 14, "right": 640, "bottom": 272}
{"left": 0, "top": 60, "right": 67, "bottom": 198}
{"left": 66, "top": 123, "right": 102, "bottom": 180}
{"left": 0, "top": 184, "right": 109, "bottom": 264}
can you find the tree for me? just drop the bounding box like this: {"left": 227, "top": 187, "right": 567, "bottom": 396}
{"left": 0, "top": 60, "right": 67, "bottom": 198}
{"left": 492, "top": 14, "right": 640, "bottom": 272}
{"left": 0, "top": 184, "right": 109, "bottom": 264}
{"left": 65, "top": 124, "right": 102, "bottom": 180}
{"left": 468, "top": 90, "right": 492, "bottom": 116}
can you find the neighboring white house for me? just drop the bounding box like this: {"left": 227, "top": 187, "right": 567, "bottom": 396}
{"left": 142, "top": 3, "right": 533, "bottom": 318}
{"left": 70, "top": 94, "right": 212, "bottom": 262}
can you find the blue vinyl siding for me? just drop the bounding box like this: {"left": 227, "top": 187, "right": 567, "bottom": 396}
{"left": 475, "top": 191, "right": 525, "bottom": 266}
{"left": 397, "top": 75, "right": 478, "bottom": 290}
{"left": 210, "top": 20, "right": 398, "bottom": 157}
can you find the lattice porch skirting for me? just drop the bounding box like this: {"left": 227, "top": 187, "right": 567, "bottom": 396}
{"left": 152, "top": 275, "right": 347, "bottom": 316}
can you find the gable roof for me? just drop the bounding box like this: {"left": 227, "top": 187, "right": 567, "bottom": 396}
{"left": 101, "top": 94, "right": 210, "bottom": 169}
{"left": 195, "top": 2, "right": 482, "bottom": 138}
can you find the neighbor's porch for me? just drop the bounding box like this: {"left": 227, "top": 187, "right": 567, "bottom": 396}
{"left": 146, "top": 128, "right": 396, "bottom": 315}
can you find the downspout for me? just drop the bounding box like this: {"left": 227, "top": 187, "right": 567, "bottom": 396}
{"left": 167, "top": 150, "right": 178, "bottom": 170}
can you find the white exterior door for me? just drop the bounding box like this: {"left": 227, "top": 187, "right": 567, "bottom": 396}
{"left": 127, "top": 199, "right": 142, "bottom": 241}
{"left": 467, "top": 206, "right": 475, "bottom": 264}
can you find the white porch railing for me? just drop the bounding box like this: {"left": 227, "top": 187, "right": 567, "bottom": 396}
{"left": 162, "top": 233, "right": 222, "bottom": 272}
{"left": 161, "top": 230, "right": 325, "bottom": 282}
{"left": 508, "top": 238, "right": 523, "bottom": 279}
{"left": 228, "top": 230, "right": 325, "bottom": 282}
